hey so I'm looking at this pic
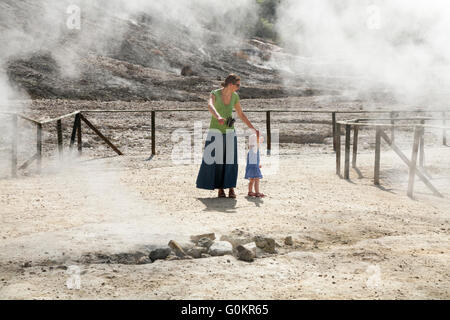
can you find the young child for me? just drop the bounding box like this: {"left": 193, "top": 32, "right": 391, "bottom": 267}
{"left": 245, "top": 133, "right": 265, "bottom": 198}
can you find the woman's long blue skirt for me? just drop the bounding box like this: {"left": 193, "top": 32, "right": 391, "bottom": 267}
{"left": 196, "top": 131, "right": 238, "bottom": 190}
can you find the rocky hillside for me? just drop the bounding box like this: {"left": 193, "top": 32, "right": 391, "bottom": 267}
{"left": 1, "top": 0, "right": 331, "bottom": 102}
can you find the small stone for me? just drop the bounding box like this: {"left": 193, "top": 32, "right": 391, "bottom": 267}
{"left": 254, "top": 236, "right": 277, "bottom": 254}
{"left": 168, "top": 240, "right": 186, "bottom": 257}
{"left": 22, "top": 262, "right": 32, "bottom": 268}
{"left": 201, "top": 253, "right": 211, "bottom": 258}
{"left": 138, "top": 256, "right": 151, "bottom": 264}
{"left": 209, "top": 241, "right": 233, "bottom": 256}
{"left": 284, "top": 236, "right": 294, "bottom": 246}
{"left": 186, "top": 247, "right": 205, "bottom": 259}
{"left": 149, "top": 248, "right": 172, "bottom": 262}
{"left": 177, "top": 241, "right": 195, "bottom": 252}
{"left": 166, "top": 254, "right": 180, "bottom": 261}
{"left": 190, "top": 233, "right": 216, "bottom": 244}
{"left": 181, "top": 65, "right": 194, "bottom": 76}
{"left": 220, "top": 232, "right": 254, "bottom": 249}
{"left": 236, "top": 244, "right": 256, "bottom": 262}
{"left": 197, "top": 237, "right": 214, "bottom": 249}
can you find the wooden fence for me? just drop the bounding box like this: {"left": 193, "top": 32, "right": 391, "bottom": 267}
{"left": 1, "top": 108, "right": 448, "bottom": 183}
{"left": 335, "top": 117, "right": 450, "bottom": 198}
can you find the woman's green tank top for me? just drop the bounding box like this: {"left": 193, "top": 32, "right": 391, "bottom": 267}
{"left": 209, "top": 89, "right": 240, "bottom": 134}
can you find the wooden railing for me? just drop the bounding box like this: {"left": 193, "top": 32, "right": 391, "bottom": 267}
{"left": 1, "top": 108, "right": 448, "bottom": 180}
{"left": 335, "top": 117, "right": 450, "bottom": 198}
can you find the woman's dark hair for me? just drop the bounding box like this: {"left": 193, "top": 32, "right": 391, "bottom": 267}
{"left": 221, "top": 74, "right": 241, "bottom": 87}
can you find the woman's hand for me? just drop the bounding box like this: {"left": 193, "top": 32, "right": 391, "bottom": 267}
{"left": 218, "top": 117, "right": 225, "bottom": 125}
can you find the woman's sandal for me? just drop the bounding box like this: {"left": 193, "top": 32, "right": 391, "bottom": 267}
{"left": 247, "top": 192, "right": 257, "bottom": 197}
{"left": 255, "top": 193, "right": 266, "bottom": 198}
{"left": 218, "top": 189, "right": 226, "bottom": 198}
{"left": 228, "top": 189, "right": 237, "bottom": 198}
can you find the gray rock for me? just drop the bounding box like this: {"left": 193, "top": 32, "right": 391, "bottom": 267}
{"left": 168, "top": 240, "right": 186, "bottom": 257}
{"left": 197, "top": 237, "right": 214, "bottom": 249}
{"left": 284, "top": 236, "right": 294, "bottom": 246}
{"left": 166, "top": 254, "right": 180, "bottom": 261}
{"left": 236, "top": 244, "right": 256, "bottom": 262}
{"left": 190, "top": 233, "right": 216, "bottom": 244}
{"left": 138, "top": 256, "right": 151, "bottom": 264}
{"left": 82, "top": 141, "right": 92, "bottom": 148}
{"left": 254, "top": 236, "right": 277, "bottom": 254}
{"left": 149, "top": 248, "right": 171, "bottom": 262}
{"left": 209, "top": 241, "right": 233, "bottom": 256}
{"left": 220, "top": 234, "right": 254, "bottom": 249}
{"left": 186, "top": 247, "right": 205, "bottom": 259}
{"left": 177, "top": 241, "right": 195, "bottom": 252}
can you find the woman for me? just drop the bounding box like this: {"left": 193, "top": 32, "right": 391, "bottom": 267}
{"left": 196, "top": 74, "right": 259, "bottom": 198}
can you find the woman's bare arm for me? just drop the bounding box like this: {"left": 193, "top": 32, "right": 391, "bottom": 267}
{"left": 208, "top": 94, "right": 224, "bottom": 125}
{"left": 235, "top": 100, "right": 258, "bottom": 133}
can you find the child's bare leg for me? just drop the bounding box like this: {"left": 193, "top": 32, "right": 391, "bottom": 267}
{"left": 248, "top": 179, "right": 256, "bottom": 196}
{"left": 255, "top": 179, "right": 265, "bottom": 197}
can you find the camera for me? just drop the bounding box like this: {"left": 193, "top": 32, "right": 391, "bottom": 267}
{"left": 225, "top": 117, "right": 236, "bottom": 127}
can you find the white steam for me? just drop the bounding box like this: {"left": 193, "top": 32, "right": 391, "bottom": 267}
{"left": 276, "top": 0, "right": 450, "bottom": 106}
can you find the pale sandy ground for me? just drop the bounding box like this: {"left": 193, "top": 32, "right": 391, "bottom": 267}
{"left": 0, "top": 142, "right": 449, "bottom": 299}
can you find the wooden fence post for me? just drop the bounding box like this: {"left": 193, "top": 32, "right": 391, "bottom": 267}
{"left": 37, "top": 123, "right": 42, "bottom": 173}
{"left": 77, "top": 114, "right": 82, "bottom": 155}
{"left": 70, "top": 114, "right": 79, "bottom": 150}
{"left": 390, "top": 111, "right": 396, "bottom": 143}
{"left": 419, "top": 119, "right": 425, "bottom": 168}
{"left": 332, "top": 112, "right": 336, "bottom": 152}
{"left": 352, "top": 125, "right": 359, "bottom": 168}
{"left": 11, "top": 114, "right": 18, "bottom": 177}
{"left": 443, "top": 112, "right": 447, "bottom": 146}
{"left": 266, "top": 111, "right": 271, "bottom": 156}
{"left": 151, "top": 111, "right": 156, "bottom": 156}
{"left": 336, "top": 123, "right": 341, "bottom": 176}
{"left": 380, "top": 130, "right": 442, "bottom": 198}
{"left": 344, "top": 124, "right": 351, "bottom": 179}
{"left": 408, "top": 126, "right": 422, "bottom": 198}
{"left": 57, "top": 119, "right": 63, "bottom": 160}
{"left": 374, "top": 127, "right": 381, "bottom": 185}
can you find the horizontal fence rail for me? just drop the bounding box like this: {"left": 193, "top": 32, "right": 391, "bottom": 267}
{"left": 2, "top": 108, "right": 449, "bottom": 182}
